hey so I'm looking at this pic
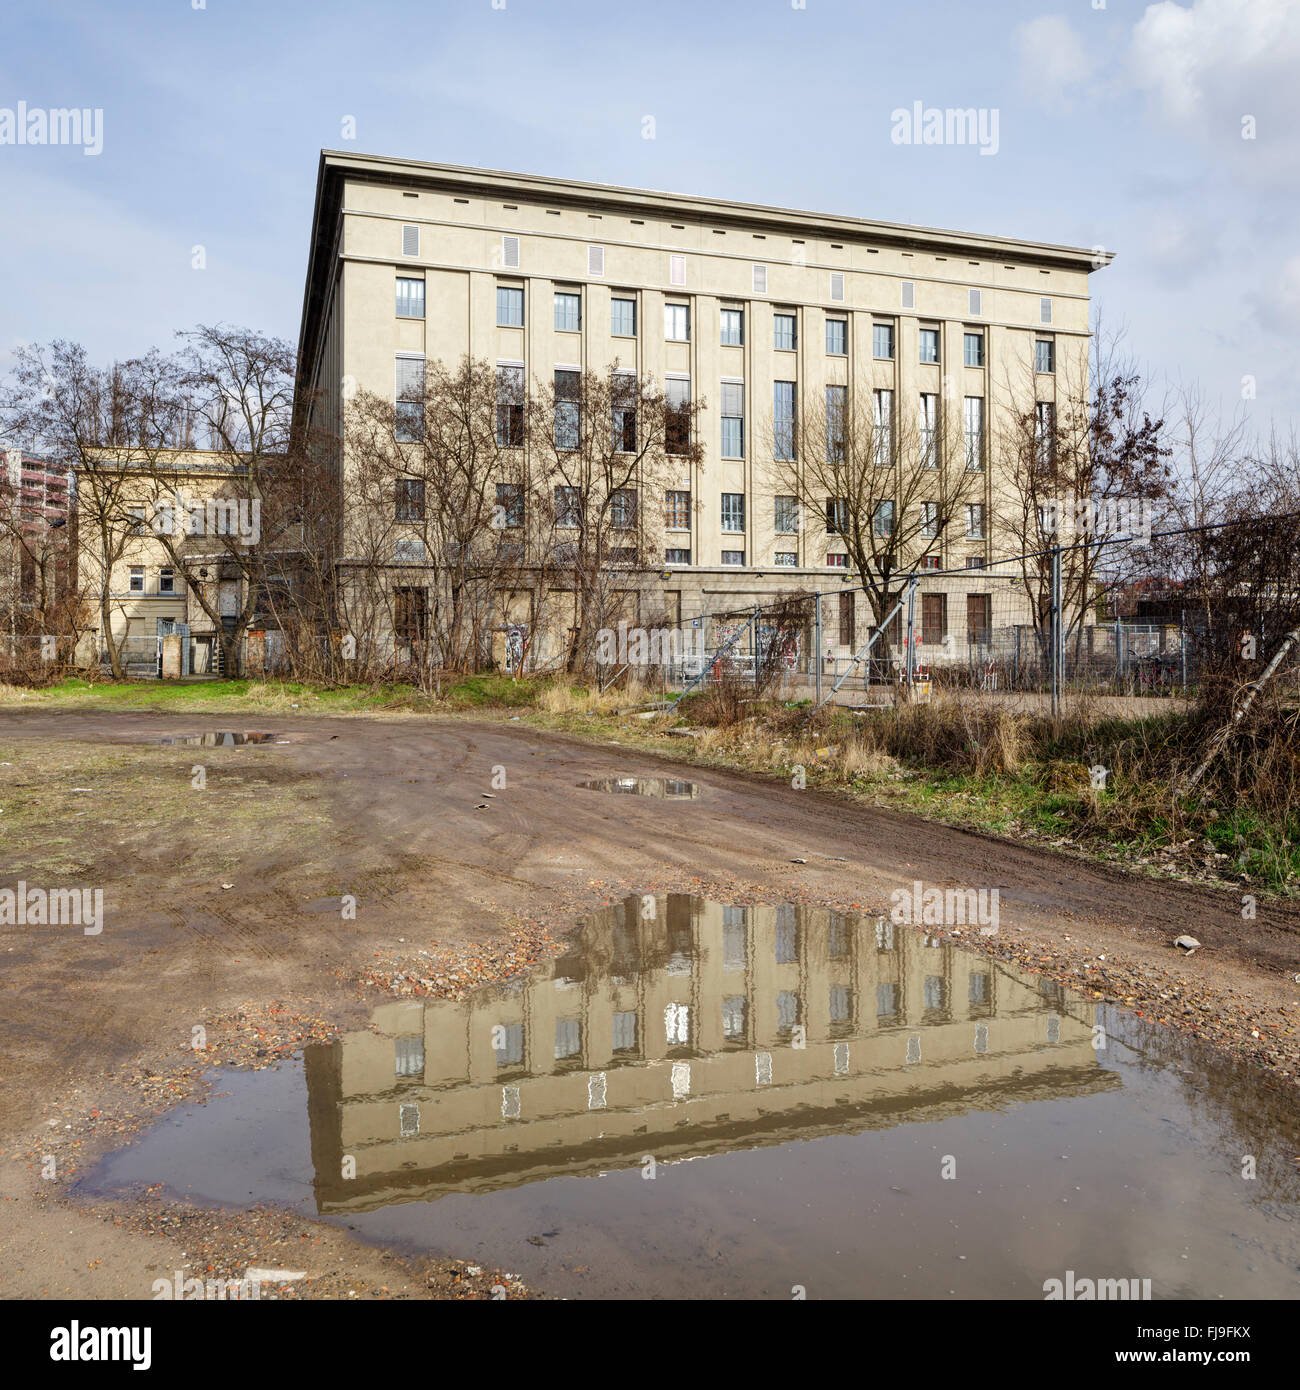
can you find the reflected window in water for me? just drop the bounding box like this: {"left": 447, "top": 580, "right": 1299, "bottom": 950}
{"left": 495, "top": 1023, "right": 524, "bottom": 1068}
{"left": 828, "top": 913, "right": 849, "bottom": 959}
{"left": 776, "top": 990, "right": 801, "bottom": 1036}
{"left": 876, "top": 920, "right": 895, "bottom": 952}
{"left": 877, "top": 982, "right": 899, "bottom": 1020}
{"left": 775, "top": 907, "right": 798, "bottom": 965}
{"left": 399, "top": 1103, "right": 420, "bottom": 1137}
{"left": 722, "top": 994, "right": 747, "bottom": 1042}
{"left": 555, "top": 1018, "right": 582, "bottom": 1060}
{"left": 968, "top": 972, "right": 990, "bottom": 1013}
{"left": 395, "top": 1036, "right": 424, "bottom": 1078}
{"left": 612, "top": 1010, "right": 638, "bottom": 1054}
{"left": 829, "top": 984, "right": 853, "bottom": 1027}
{"left": 723, "top": 920, "right": 747, "bottom": 971}
{"left": 665, "top": 1002, "right": 691, "bottom": 1046}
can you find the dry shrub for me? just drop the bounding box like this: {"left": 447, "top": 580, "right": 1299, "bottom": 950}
{"left": 854, "top": 697, "right": 1026, "bottom": 775}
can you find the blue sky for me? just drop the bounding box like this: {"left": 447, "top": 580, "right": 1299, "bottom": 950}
{"left": 3, "top": 0, "right": 1298, "bottom": 430}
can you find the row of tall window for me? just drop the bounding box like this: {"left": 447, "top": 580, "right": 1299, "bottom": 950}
{"left": 394, "top": 277, "right": 1055, "bottom": 375}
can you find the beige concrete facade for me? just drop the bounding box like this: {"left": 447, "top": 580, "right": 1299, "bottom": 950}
{"left": 296, "top": 151, "right": 1108, "bottom": 668}
{"left": 306, "top": 898, "right": 1109, "bottom": 1208}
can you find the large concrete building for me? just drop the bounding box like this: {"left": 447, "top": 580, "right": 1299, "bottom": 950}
{"left": 296, "top": 151, "right": 1108, "bottom": 671}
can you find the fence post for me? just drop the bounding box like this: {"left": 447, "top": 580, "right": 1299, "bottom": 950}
{"left": 814, "top": 592, "right": 823, "bottom": 706}
{"left": 905, "top": 577, "right": 917, "bottom": 689}
{"left": 1050, "top": 544, "right": 1062, "bottom": 718}
{"left": 1115, "top": 612, "right": 1123, "bottom": 688}
{"left": 753, "top": 606, "right": 761, "bottom": 691}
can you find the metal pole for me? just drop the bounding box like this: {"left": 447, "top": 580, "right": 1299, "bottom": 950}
{"left": 814, "top": 592, "right": 823, "bottom": 706}
{"left": 905, "top": 577, "right": 917, "bottom": 688}
{"left": 1181, "top": 608, "right": 1187, "bottom": 692}
{"left": 1050, "top": 544, "right": 1062, "bottom": 718}
{"left": 753, "top": 605, "right": 760, "bottom": 691}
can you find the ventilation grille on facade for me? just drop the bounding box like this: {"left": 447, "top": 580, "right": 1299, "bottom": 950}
{"left": 829, "top": 271, "right": 845, "bottom": 302}
{"left": 968, "top": 288, "right": 982, "bottom": 315}
{"left": 901, "top": 280, "right": 915, "bottom": 309}
{"left": 669, "top": 254, "right": 685, "bottom": 286}
{"left": 753, "top": 264, "right": 768, "bottom": 294}
{"left": 502, "top": 235, "right": 520, "bottom": 269}
{"left": 587, "top": 245, "right": 604, "bottom": 277}
{"left": 401, "top": 224, "right": 419, "bottom": 257}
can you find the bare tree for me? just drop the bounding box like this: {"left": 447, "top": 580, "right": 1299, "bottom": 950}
{"left": 527, "top": 363, "right": 704, "bottom": 675}
{"left": 1, "top": 341, "right": 182, "bottom": 677}
{"left": 766, "top": 378, "right": 980, "bottom": 665}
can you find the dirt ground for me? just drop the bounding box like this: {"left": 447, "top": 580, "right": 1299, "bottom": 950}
{"left": 2, "top": 707, "right": 1299, "bottom": 1300}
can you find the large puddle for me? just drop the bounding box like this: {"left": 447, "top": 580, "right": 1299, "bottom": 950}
{"left": 160, "top": 732, "right": 277, "bottom": 747}
{"left": 77, "top": 896, "right": 1300, "bottom": 1299}
{"left": 579, "top": 776, "right": 700, "bottom": 799}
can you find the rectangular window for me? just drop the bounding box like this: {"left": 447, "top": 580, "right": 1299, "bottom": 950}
{"left": 1035, "top": 337, "right": 1055, "bottom": 374}
{"left": 873, "top": 499, "right": 895, "bottom": 537}
{"left": 966, "top": 555, "right": 987, "bottom": 570}
{"left": 555, "top": 1018, "right": 581, "bottom": 1061}
{"left": 720, "top": 549, "right": 744, "bottom": 566}
{"left": 825, "top": 496, "right": 848, "bottom": 534}
{"left": 612, "top": 1011, "right": 638, "bottom": 1052}
{"left": 774, "top": 380, "right": 796, "bottom": 460}
{"left": 611, "top": 372, "right": 637, "bottom": 452}
{"left": 554, "top": 291, "right": 581, "bottom": 332}
{"left": 966, "top": 503, "right": 986, "bottom": 538}
{"left": 774, "top": 551, "right": 797, "bottom": 567}
{"left": 773, "top": 312, "right": 796, "bottom": 351}
{"left": 1035, "top": 401, "right": 1056, "bottom": 467}
{"left": 610, "top": 296, "right": 636, "bottom": 337}
{"left": 873, "top": 389, "right": 893, "bottom": 467}
{"left": 669, "top": 253, "right": 686, "bottom": 286}
{"left": 967, "top": 596, "right": 992, "bottom": 647}
{"left": 496, "top": 285, "right": 524, "bottom": 327}
{"left": 610, "top": 486, "right": 638, "bottom": 529}
{"left": 838, "top": 591, "right": 855, "bottom": 646}
{"left": 496, "top": 482, "right": 524, "bottom": 528}
{"left": 919, "top": 553, "right": 941, "bottom": 570}
{"left": 665, "top": 547, "right": 691, "bottom": 565}
{"left": 126, "top": 505, "right": 147, "bottom": 534}
{"left": 825, "top": 318, "right": 847, "bottom": 355}
{"left": 395, "top": 355, "right": 425, "bottom": 442}
{"left": 554, "top": 485, "right": 580, "bottom": 528}
{"left": 394, "top": 539, "right": 425, "bottom": 563}
{"left": 964, "top": 396, "right": 984, "bottom": 470}
{"left": 720, "top": 308, "right": 744, "bottom": 346}
{"left": 159, "top": 566, "right": 175, "bottom": 594}
{"left": 919, "top": 327, "right": 940, "bottom": 363}
{"left": 720, "top": 380, "right": 744, "bottom": 458}
{"left": 920, "top": 500, "right": 938, "bottom": 536}
{"left": 666, "top": 375, "right": 691, "bottom": 455}
{"left": 396, "top": 277, "right": 425, "bottom": 319}
{"left": 964, "top": 331, "right": 984, "bottom": 368}
{"left": 665, "top": 489, "right": 691, "bottom": 529}
{"left": 922, "top": 593, "right": 947, "bottom": 645}
{"left": 396, "top": 478, "right": 426, "bottom": 522}
{"left": 664, "top": 302, "right": 690, "bottom": 342}
{"left": 825, "top": 384, "right": 846, "bottom": 463}
{"left": 128, "top": 565, "right": 144, "bottom": 593}
{"left": 774, "top": 495, "right": 799, "bottom": 534}
{"left": 919, "top": 392, "right": 938, "bottom": 467}
{"left": 826, "top": 552, "right": 848, "bottom": 568}
{"left": 554, "top": 369, "right": 581, "bottom": 450}
{"left": 495, "top": 364, "right": 524, "bottom": 447}
{"left": 872, "top": 322, "right": 895, "bottom": 359}
{"left": 721, "top": 492, "right": 746, "bottom": 533}
{"left": 393, "top": 589, "right": 428, "bottom": 646}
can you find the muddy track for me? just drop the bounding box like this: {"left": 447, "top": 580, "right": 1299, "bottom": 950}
{"left": 1, "top": 706, "right": 1298, "bottom": 1298}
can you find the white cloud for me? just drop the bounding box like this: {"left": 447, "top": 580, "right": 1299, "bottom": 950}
{"left": 1129, "top": 0, "right": 1300, "bottom": 171}
{"left": 1015, "top": 15, "right": 1096, "bottom": 104}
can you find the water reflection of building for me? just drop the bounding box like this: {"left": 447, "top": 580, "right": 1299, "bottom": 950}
{"left": 306, "top": 897, "right": 1113, "bottom": 1212}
